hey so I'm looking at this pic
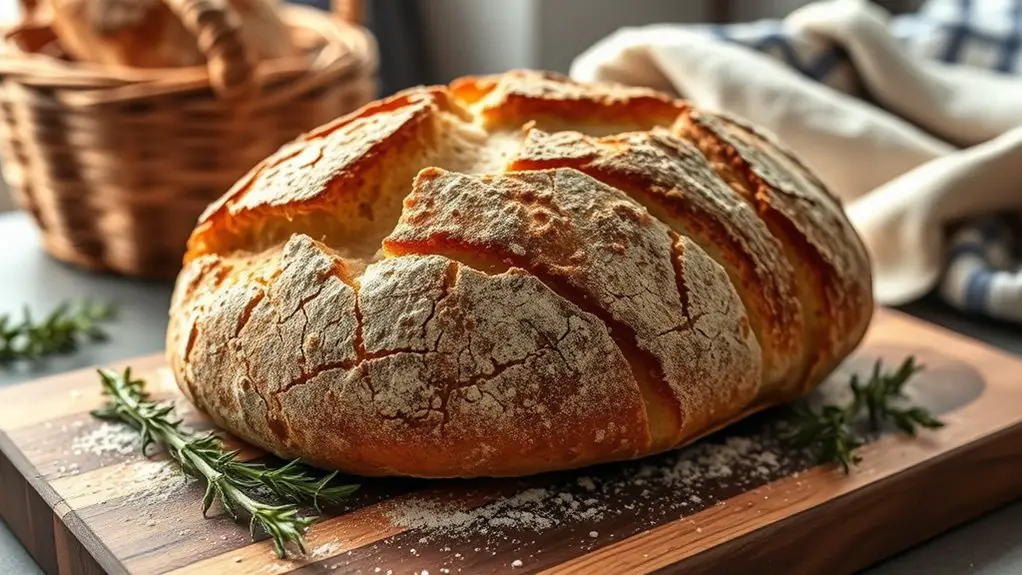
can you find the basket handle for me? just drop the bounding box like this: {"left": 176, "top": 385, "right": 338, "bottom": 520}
{"left": 160, "top": 0, "right": 256, "bottom": 99}
{"left": 332, "top": 0, "right": 364, "bottom": 25}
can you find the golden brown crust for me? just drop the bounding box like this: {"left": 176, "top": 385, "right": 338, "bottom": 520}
{"left": 450, "top": 70, "right": 685, "bottom": 133}
{"left": 167, "top": 72, "right": 873, "bottom": 478}
{"left": 188, "top": 88, "right": 461, "bottom": 260}
{"left": 673, "top": 108, "right": 873, "bottom": 392}
{"left": 508, "top": 128, "right": 805, "bottom": 398}
{"left": 169, "top": 235, "right": 651, "bottom": 477}
{"left": 385, "top": 168, "right": 759, "bottom": 449}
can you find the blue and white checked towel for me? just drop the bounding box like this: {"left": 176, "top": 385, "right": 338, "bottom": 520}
{"left": 705, "top": 0, "right": 1022, "bottom": 90}
{"left": 942, "top": 215, "right": 1022, "bottom": 323}
{"left": 572, "top": 0, "right": 1022, "bottom": 324}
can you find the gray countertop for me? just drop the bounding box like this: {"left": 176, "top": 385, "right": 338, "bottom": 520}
{"left": 1, "top": 211, "right": 1021, "bottom": 574}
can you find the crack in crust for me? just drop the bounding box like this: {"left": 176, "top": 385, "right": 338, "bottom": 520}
{"left": 173, "top": 237, "right": 650, "bottom": 477}
{"left": 508, "top": 127, "right": 806, "bottom": 398}
{"left": 385, "top": 167, "right": 761, "bottom": 449}
{"left": 674, "top": 108, "right": 873, "bottom": 393}
{"left": 167, "top": 71, "right": 873, "bottom": 478}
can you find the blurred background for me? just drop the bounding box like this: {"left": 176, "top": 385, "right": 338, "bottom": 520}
{"left": 0, "top": 0, "right": 924, "bottom": 214}
{"left": 288, "top": 0, "right": 921, "bottom": 89}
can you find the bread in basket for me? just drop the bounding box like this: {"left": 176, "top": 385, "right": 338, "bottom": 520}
{"left": 0, "top": 0, "right": 377, "bottom": 277}
{"left": 39, "top": 0, "right": 295, "bottom": 69}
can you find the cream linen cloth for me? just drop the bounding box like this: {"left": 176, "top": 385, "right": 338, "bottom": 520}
{"left": 570, "top": 0, "right": 1022, "bottom": 318}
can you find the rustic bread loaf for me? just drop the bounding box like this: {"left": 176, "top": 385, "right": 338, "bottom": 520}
{"left": 167, "top": 71, "right": 873, "bottom": 478}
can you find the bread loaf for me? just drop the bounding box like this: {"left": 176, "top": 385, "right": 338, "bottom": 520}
{"left": 46, "top": 0, "right": 294, "bottom": 69}
{"left": 167, "top": 71, "right": 873, "bottom": 478}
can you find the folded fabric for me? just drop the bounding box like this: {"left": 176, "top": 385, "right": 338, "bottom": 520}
{"left": 569, "top": 0, "right": 1022, "bottom": 324}
{"left": 597, "top": 0, "right": 1022, "bottom": 96}
{"left": 698, "top": 18, "right": 864, "bottom": 95}
{"left": 941, "top": 215, "right": 1022, "bottom": 324}
{"left": 904, "top": 0, "right": 1022, "bottom": 73}
{"left": 572, "top": 24, "right": 954, "bottom": 204}
{"left": 788, "top": 0, "right": 1022, "bottom": 146}
{"left": 847, "top": 125, "right": 1022, "bottom": 304}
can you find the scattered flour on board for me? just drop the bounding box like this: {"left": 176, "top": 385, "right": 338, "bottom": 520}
{"left": 62, "top": 420, "right": 191, "bottom": 505}
{"left": 123, "top": 460, "right": 193, "bottom": 506}
{"left": 257, "top": 541, "right": 346, "bottom": 574}
{"left": 310, "top": 542, "right": 345, "bottom": 561}
{"left": 386, "top": 433, "right": 800, "bottom": 551}
{"left": 63, "top": 418, "right": 204, "bottom": 507}
{"left": 388, "top": 487, "right": 574, "bottom": 538}
{"left": 71, "top": 422, "right": 141, "bottom": 457}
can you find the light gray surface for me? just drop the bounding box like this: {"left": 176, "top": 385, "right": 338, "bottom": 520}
{"left": 0, "top": 519, "right": 39, "bottom": 575}
{"left": 0, "top": 216, "right": 174, "bottom": 389}
{"left": 0, "top": 211, "right": 1021, "bottom": 574}
{"left": 866, "top": 503, "right": 1022, "bottom": 574}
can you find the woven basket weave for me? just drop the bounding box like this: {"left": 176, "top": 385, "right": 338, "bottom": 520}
{"left": 0, "top": 0, "right": 377, "bottom": 278}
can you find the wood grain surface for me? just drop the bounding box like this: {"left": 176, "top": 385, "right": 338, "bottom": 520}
{"left": 2, "top": 308, "right": 1022, "bottom": 575}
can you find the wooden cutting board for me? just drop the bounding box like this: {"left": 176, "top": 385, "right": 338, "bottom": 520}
{"left": 3, "top": 308, "right": 1022, "bottom": 575}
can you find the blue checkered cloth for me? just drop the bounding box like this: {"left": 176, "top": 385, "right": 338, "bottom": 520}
{"left": 707, "top": 0, "right": 1022, "bottom": 324}
{"left": 940, "top": 216, "right": 1022, "bottom": 323}
{"left": 706, "top": 0, "right": 1022, "bottom": 92}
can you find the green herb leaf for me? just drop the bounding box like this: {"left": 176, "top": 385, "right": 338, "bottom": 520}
{"left": 784, "top": 356, "right": 942, "bottom": 474}
{"left": 784, "top": 404, "right": 863, "bottom": 473}
{"left": 0, "top": 300, "right": 115, "bottom": 365}
{"left": 92, "top": 368, "right": 358, "bottom": 558}
{"left": 850, "top": 357, "right": 944, "bottom": 436}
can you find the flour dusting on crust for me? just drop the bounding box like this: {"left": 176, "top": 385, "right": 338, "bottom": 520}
{"left": 166, "top": 72, "right": 874, "bottom": 478}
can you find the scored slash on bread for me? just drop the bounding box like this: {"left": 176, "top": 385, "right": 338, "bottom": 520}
{"left": 385, "top": 167, "right": 760, "bottom": 453}
{"left": 168, "top": 70, "right": 873, "bottom": 478}
{"left": 674, "top": 110, "right": 873, "bottom": 394}
{"left": 508, "top": 128, "right": 804, "bottom": 400}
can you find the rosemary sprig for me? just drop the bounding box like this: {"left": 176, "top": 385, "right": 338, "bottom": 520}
{"left": 784, "top": 356, "right": 944, "bottom": 473}
{"left": 784, "top": 404, "right": 863, "bottom": 473}
{"left": 849, "top": 356, "right": 945, "bottom": 435}
{"left": 222, "top": 458, "right": 357, "bottom": 513}
{"left": 92, "top": 368, "right": 358, "bottom": 558}
{"left": 0, "top": 300, "right": 115, "bottom": 365}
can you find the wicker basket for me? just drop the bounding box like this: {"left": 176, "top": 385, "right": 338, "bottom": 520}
{"left": 0, "top": 0, "right": 378, "bottom": 278}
